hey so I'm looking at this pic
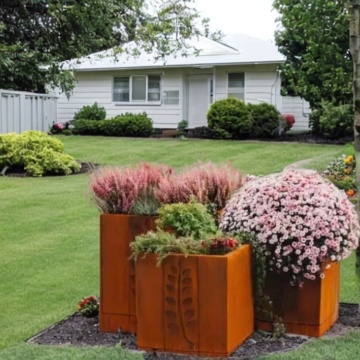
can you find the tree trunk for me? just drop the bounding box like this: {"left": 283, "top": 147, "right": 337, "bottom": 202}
{"left": 349, "top": 2, "right": 360, "bottom": 270}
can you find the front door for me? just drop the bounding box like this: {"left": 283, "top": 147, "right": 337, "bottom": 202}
{"left": 188, "top": 76, "right": 212, "bottom": 128}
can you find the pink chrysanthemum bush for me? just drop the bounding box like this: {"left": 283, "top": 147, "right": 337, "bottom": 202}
{"left": 155, "top": 162, "right": 242, "bottom": 210}
{"left": 90, "top": 163, "right": 172, "bottom": 214}
{"left": 220, "top": 169, "right": 360, "bottom": 284}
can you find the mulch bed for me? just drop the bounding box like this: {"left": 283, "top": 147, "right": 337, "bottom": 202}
{"left": 27, "top": 303, "right": 360, "bottom": 359}
{"left": 4, "top": 162, "right": 99, "bottom": 177}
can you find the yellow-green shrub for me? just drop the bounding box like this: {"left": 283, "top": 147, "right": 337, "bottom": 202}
{"left": 0, "top": 131, "right": 80, "bottom": 176}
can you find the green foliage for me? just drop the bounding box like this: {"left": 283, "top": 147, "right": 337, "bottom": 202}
{"left": 240, "top": 232, "right": 286, "bottom": 338}
{"left": 309, "top": 107, "right": 322, "bottom": 135}
{"left": 73, "top": 113, "right": 153, "bottom": 137}
{"left": 247, "top": 103, "right": 281, "bottom": 137}
{"left": 207, "top": 98, "right": 253, "bottom": 139}
{"left": 0, "top": 0, "right": 218, "bottom": 94}
{"left": 273, "top": 0, "right": 352, "bottom": 109}
{"left": 156, "top": 202, "right": 217, "bottom": 240}
{"left": 323, "top": 154, "right": 356, "bottom": 197}
{"left": 73, "top": 120, "right": 102, "bottom": 135}
{"left": 130, "top": 196, "right": 159, "bottom": 216}
{"left": 0, "top": 131, "right": 80, "bottom": 177}
{"left": 74, "top": 103, "right": 106, "bottom": 121}
{"left": 177, "top": 119, "right": 188, "bottom": 136}
{"left": 318, "top": 103, "right": 353, "bottom": 138}
{"left": 77, "top": 295, "right": 99, "bottom": 318}
{"left": 131, "top": 230, "right": 207, "bottom": 264}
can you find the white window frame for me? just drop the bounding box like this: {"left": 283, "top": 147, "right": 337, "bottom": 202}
{"left": 163, "top": 90, "right": 180, "bottom": 105}
{"left": 227, "top": 72, "right": 245, "bottom": 101}
{"left": 113, "top": 75, "right": 161, "bottom": 105}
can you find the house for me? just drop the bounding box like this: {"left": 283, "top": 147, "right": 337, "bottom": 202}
{"left": 58, "top": 34, "right": 310, "bottom": 131}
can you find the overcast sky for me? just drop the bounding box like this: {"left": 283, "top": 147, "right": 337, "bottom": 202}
{"left": 193, "top": 0, "right": 279, "bottom": 41}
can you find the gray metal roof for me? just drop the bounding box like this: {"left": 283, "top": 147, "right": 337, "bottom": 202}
{"left": 64, "top": 33, "right": 285, "bottom": 71}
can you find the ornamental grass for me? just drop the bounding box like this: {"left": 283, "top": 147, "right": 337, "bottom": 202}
{"left": 89, "top": 162, "right": 171, "bottom": 214}
{"left": 155, "top": 162, "right": 242, "bottom": 209}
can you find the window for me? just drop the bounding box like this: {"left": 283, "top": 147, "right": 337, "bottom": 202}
{"left": 163, "top": 90, "right": 179, "bottom": 105}
{"left": 228, "top": 73, "right": 244, "bottom": 100}
{"left": 113, "top": 75, "right": 161, "bottom": 103}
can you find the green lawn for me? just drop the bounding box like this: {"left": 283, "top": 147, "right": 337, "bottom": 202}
{"left": 0, "top": 136, "right": 359, "bottom": 359}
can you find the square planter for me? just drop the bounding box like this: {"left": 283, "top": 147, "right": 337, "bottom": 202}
{"left": 99, "top": 214, "right": 157, "bottom": 333}
{"left": 255, "top": 261, "right": 340, "bottom": 337}
{"left": 135, "top": 244, "right": 254, "bottom": 357}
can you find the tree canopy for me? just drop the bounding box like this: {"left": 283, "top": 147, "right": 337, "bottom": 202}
{"left": 273, "top": 0, "right": 352, "bottom": 109}
{"left": 0, "top": 0, "right": 215, "bottom": 95}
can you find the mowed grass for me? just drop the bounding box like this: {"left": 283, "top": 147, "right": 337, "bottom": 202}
{"left": 0, "top": 136, "right": 358, "bottom": 359}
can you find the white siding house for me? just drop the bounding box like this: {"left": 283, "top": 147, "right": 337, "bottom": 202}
{"left": 58, "top": 34, "right": 309, "bottom": 130}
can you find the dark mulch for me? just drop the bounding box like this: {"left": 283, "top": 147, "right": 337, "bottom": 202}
{"left": 265, "top": 133, "right": 353, "bottom": 145}
{"left": 4, "top": 162, "right": 99, "bottom": 178}
{"left": 28, "top": 303, "right": 360, "bottom": 359}
{"left": 186, "top": 128, "right": 353, "bottom": 145}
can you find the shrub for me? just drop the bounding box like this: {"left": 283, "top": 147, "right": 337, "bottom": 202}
{"left": 318, "top": 103, "right": 353, "bottom": 138}
{"left": 220, "top": 169, "right": 360, "bottom": 285}
{"left": 73, "top": 113, "right": 153, "bottom": 137}
{"left": 74, "top": 102, "right": 106, "bottom": 121}
{"left": 156, "top": 201, "right": 218, "bottom": 240}
{"left": 207, "top": 98, "right": 253, "bottom": 139}
{"left": 110, "top": 113, "right": 153, "bottom": 137}
{"left": 155, "top": 162, "right": 242, "bottom": 210}
{"left": 73, "top": 119, "right": 102, "bottom": 135}
{"left": 0, "top": 131, "right": 80, "bottom": 176}
{"left": 89, "top": 163, "right": 172, "bottom": 214}
{"left": 247, "top": 103, "right": 281, "bottom": 138}
{"left": 177, "top": 119, "right": 188, "bottom": 136}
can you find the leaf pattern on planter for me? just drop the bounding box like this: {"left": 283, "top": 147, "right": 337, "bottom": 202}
{"left": 164, "top": 257, "right": 198, "bottom": 351}
{"left": 129, "top": 261, "right": 136, "bottom": 315}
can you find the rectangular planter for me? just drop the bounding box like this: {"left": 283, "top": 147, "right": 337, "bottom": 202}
{"left": 135, "top": 244, "right": 254, "bottom": 357}
{"left": 255, "top": 261, "right": 340, "bottom": 337}
{"left": 99, "top": 214, "right": 157, "bottom": 333}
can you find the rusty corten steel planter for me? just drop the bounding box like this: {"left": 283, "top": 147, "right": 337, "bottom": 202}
{"left": 99, "top": 214, "right": 157, "bottom": 333}
{"left": 255, "top": 261, "right": 340, "bottom": 337}
{"left": 135, "top": 244, "right": 254, "bottom": 357}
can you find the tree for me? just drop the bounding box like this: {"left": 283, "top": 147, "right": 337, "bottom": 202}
{"left": 0, "top": 0, "right": 213, "bottom": 96}
{"left": 273, "top": 0, "right": 352, "bottom": 109}
{"left": 349, "top": 0, "right": 360, "bottom": 268}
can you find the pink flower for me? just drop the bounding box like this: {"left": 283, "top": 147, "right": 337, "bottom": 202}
{"left": 220, "top": 169, "right": 360, "bottom": 283}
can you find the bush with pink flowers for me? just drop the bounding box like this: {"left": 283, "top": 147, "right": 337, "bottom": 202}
{"left": 220, "top": 169, "right": 360, "bottom": 284}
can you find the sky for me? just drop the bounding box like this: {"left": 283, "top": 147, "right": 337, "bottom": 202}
{"left": 193, "top": 0, "right": 279, "bottom": 42}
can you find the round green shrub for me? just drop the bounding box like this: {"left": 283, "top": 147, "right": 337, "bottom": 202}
{"left": 74, "top": 102, "right": 106, "bottom": 121}
{"left": 318, "top": 103, "right": 353, "bottom": 138}
{"left": 247, "top": 103, "right": 280, "bottom": 137}
{"left": 207, "top": 98, "right": 253, "bottom": 139}
{"left": 0, "top": 131, "right": 80, "bottom": 177}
